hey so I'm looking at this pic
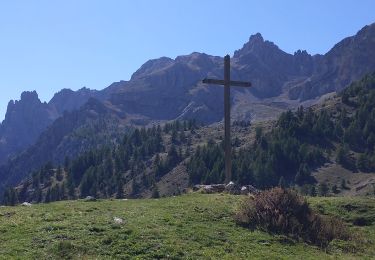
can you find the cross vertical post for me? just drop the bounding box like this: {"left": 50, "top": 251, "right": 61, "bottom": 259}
{"left": 223, "top": 55, "right": 231, "bottom": 183}
{"left": 202, "top": 55, "right": 251, "bottom": 184}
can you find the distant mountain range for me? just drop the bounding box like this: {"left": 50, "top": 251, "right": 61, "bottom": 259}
{"left": 0, "top": 23, "right": 374, "bottom": 192}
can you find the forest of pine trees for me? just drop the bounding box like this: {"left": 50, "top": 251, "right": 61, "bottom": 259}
{"left": 2, "top": 120, "right": 198, "bottom": 205}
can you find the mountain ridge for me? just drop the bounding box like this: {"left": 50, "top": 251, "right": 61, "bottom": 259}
{"left": 0, "top": 23, "right": 374, "bottom": 192}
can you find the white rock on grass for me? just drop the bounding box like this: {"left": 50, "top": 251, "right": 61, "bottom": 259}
{"left": 84, "top": 196, "right": 96, "bottom": 202}
{"left": 113, "top": 217, "right": 124, "bottom": 224}
{"left": 21, "top": 202, "right": 32, "bottom": 207}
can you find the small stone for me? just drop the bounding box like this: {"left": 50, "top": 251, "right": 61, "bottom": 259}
{"left": 84, "top": 196, "right": 96, "bottom": 202}
{"left": 113, "top": 217, "right": 124, "bottom": 224}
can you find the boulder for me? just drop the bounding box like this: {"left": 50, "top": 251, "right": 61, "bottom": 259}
{"left": 21, "top": 202, "right": 32, "bottom": 207}
{"left": 193, "top": 183, "right": 259, "bottom": 195}
{"left": 113, "top": 217, "right": 124, "bottom": 224}
{"left": 240, "top": 185, "right": 260, "bottom": 195}
{"left": 225, "top": 181, "right": 241, "bottom": 194}
{"left": 240, "top": 186, "right": 249, "bottom": 195}
{"left": 84, "top": 196, "right": 96, "bottom": 202}
{"left": 193, "top": 184, "right": 225, "bottom": 193}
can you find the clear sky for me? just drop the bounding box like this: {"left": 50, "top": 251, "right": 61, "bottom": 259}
{"left": 0, "top": 0, "right": 374, "bottom": 120}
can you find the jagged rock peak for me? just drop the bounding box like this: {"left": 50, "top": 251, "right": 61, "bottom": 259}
{"left": 131, "top": 57, "right": 174, "bottom": 80}
{"left": 249, "top": 32, "right": 264, "bottom": 44}
{"left": 20, "top": 90, "right": 40, "bottom": 103}
{"left": 233, "top": 33, "right": 280, "bottom": 58}
{"left": 356, "top": 22, "right": 375, "bottom": 37}
{"left": 53, "top": 88, "right": 74, "bottom": 96}
{"left": 294, "top": 49, "right": 311, "bottom": 57}
{"left": 2, "top": 90, "right": 48, "bottom": 125}
{"left": 51, "top": 87, "right": 95, "bottom": 100}
{"left": 5, "top": 91, "right": 42, "bottom": 112}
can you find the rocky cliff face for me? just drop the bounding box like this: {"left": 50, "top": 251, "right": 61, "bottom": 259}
{"left": 0, "top": 98, "right": 129, "bottom": 190}
{"left": 49, "top": 87, "right": 105, "bottom": 115}
{"left": 0, "top": 88, "right": 102, "bottom": 163}
{"left": 0, "top": 91, "right": 57, "bottom": 163}
{"left": 110, "top": 52, "right": 224, "bottom": 122}
{"left": 231, "top": 33, "right": 315, "bottom": 97}
{"left": 107, "top": 24, "right": 374, "bottom": 124}
{"left": 110, "top": 23, "right": 374, "bottom": 122}
{"left": 288, "top": 23, "right": 375, "bottom": 100}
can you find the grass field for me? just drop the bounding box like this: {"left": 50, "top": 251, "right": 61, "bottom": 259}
{"left": 0, "top": 193, "right": 374, "bottom": 259}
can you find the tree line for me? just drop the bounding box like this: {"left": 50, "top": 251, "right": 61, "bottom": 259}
{"left": 2, "top": 120, "right": 199, "bottom": 205}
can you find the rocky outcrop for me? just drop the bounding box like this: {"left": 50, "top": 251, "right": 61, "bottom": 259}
{"left": 0, "top": 88, "right": 106, "bottom": 163}
{"left": 0, "top": 98, "right": 128, "bottom": 190}
{"left": 288, "top": 23, "right": 375, "bottom": 100}
{"left": 49, "top": 87, "right": 104, "bottom": 115}
{"left": 192, "top": 182, "right": 259, "bottom": 195}
{"left": 0, "top": 91, "right": 57, "bottom": 163}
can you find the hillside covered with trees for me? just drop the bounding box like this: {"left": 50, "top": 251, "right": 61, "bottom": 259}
{"left": 2, "top": 120, "right": 200, "bottom": 205}
{"left": 188, "top": 72, "right": 375, "bottom": 190}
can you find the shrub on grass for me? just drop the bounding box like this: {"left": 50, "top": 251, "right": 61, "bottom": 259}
{"left": 235, "top": 187, "right": 350, "bottom": 247}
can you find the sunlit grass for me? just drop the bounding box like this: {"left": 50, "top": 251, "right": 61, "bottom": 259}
{"left": 0, "top": 193, "right": 374, "bottom": 259}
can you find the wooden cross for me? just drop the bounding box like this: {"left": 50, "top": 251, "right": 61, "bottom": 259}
{"left": 202, "top": 55, "right": 251, "bottom": 184}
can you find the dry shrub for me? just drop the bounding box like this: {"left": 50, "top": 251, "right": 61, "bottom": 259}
{"left": 235, "top": 187, "right": 350, "bottom": 247}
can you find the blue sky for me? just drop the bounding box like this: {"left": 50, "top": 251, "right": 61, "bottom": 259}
{"left": 0, "top": 0, "right": 374, "bottom": 120}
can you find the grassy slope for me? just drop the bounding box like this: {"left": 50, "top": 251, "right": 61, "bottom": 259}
{"left": 0, "top": 194, "right": 374, "bottom": 259}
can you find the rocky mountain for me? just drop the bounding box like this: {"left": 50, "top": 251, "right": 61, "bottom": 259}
{"left": 110, "top": 52, "right": 225, "bottom": 123}
{"left": 6, "top": 72, "right": 375, "bottom": 204}
{"left": 0, "top": 23, "right": 374, "bottom": 194}
{"left": 231, "top": 33, "right": 315, "bottom": 97}
{"left": 0, "top": 91, "right": 57, "bottom": 164}
{"left": 0, "top": 98, "right": 129, "bottom": 191}
{"left": 107, "top": 23, "right": 375, "bottom": 124}
{"left": 48, "top": 87, "right": 105, "bottom": 115}
{"left": 0, "top": 87, "right": 105, "bottom": 163}
{"left": 288, "top": 23, "right": 375, "bottom": 100}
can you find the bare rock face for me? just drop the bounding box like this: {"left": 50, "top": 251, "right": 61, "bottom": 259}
{"left": 49, "top": 87, "right": 104, "bottom": 115}
{"left": 232, "top": 33, "right": 315, "bottom": 98}
{"left": 110, "top": 52, "right": 224, "bottom": 123}
{"left": 107, "top": 27, "right": 375, "bottom": 124}
{"left": 289, "top": 23, "right": 375, "bottom": 100}
{"left": 0, "top": 88, "right": 104, "bottom": 163}
{"left": 0, "top": 91, "right": 57, "bottom": 163}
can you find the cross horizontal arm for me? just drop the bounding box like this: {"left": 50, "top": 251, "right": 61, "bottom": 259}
{"left": 202, "top": 78, "right": 225, "bottom": 85}
{"left": 229, "top": 80, "right": 252, "bottom": 87}
{"left": 202, "top": 78, "right": 251, "bottom": 87}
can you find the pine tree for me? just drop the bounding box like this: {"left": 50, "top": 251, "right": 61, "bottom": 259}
{"left": 2, "top": 187, "right": 19, "bottom": 206}
{"left": 116, "top": 179, "right": 124, "bottom": 199}
{"left": 308, "top": 185, "right": 317, "bottom": 197}
{"left": 44, "top": 188, "right": 51, "bottom": 203}
{"left": 151, "top": 185, "right": 160, "bottom": 198}
{"left": 318, "top": 183, "right": 329, "bottom": 196}
{"left": 331, "top": 184, "right": 339, "bottom": 194}
{"left": 56, "top": 166, "right": 63, "bottom": 182}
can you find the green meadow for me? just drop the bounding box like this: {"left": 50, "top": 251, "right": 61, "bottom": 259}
{"left": 0, "top": 194, "right": 374, "bottom": 259}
